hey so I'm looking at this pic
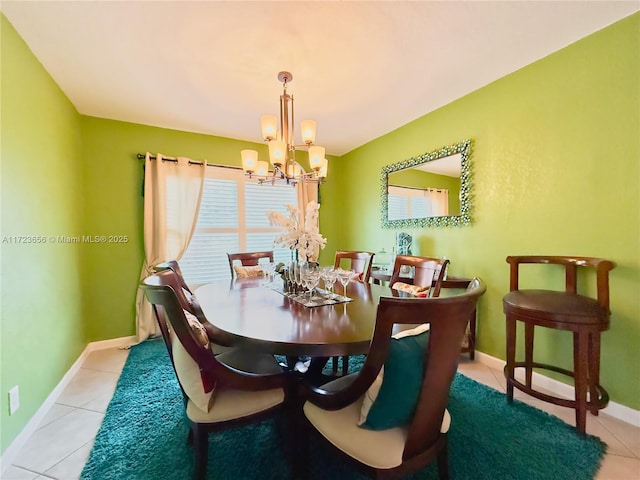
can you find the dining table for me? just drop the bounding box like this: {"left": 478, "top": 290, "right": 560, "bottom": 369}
{"left": 194, "top": 276, "right": 474, "bottom": 361}
{"left": 195, "top": 277, "right": 387, "bottom": 359}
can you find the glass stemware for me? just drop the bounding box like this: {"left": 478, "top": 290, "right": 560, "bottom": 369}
{"left": 320, "top": 266, "right": 338, "bottom": 300}
{"left": 288, "top": 261, "right": 299, "bottom": 297}
{"left": 301, "top": 263, "right": 320, "bottom": 305}
{"left": 262, "top": 261, "right": 277, "bottom": 286}
{"left": 284, "top": 263, "right": 296, "bottom": 295}
{"left": 295, "top": 262, "right": 306, "bottom": 296}
{"left": 336, "top": 268, "right": 357, "bottom": 300}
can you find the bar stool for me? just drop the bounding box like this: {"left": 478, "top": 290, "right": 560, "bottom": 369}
{"left": 502, "top": 256, "right": 615, "bottom": 435}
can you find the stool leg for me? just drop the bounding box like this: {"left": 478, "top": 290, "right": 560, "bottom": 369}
{"left": 505, "top": 315, "right": 516, "bottom": 402}
{"left": 524, "top": 322, "right": 534, "bottom": 388}
{"left": 469, "top": 309, "right": 477, "bottom": 360}
{"left": 574, "top": 331, "right": 589, "bottom": 435}
{"left": 588, "top": 332, "right": 601, "bottom": 416}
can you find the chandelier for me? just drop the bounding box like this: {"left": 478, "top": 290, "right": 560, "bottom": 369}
{"left": 241, "top": 71, "right": 328, "bottom": 185}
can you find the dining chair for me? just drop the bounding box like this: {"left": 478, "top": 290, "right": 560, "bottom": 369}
{"left": 330, "top": 250, "right": 375, "bottom": 375}
{"left": 388, "top": 255, "right": 481, "bottom": 360}
{"left": 299, "top": 278, "right": 486, "bottom": 479}
{"left": 389, "top": 255, "right": 449, "bottom": 298}
{"left": 334, "top": 250, "right": 375, "bottom": 283}
{"left": 153, "top": 260, "right": 235, "bottom": 353}
{"left": 141, "top": 269, "right": 296, "bottom": 480}
{"left": 227, "top": 251, "right": 274, "bottom": 278}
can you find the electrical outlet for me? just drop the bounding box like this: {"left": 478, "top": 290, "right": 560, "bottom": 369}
{"left": 9, "top": 386, "right": 19, "bottom": 415}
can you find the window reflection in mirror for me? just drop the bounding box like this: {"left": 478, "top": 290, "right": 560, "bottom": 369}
{"left": 381, "top": 139, "right": 471, "bottom": 228}
{"left": 387, "top": 153, "right": 462, "bottom": 219}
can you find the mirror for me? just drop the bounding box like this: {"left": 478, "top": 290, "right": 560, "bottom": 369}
{"left": 381, "top": 139, "right": 472, "bottom": 228}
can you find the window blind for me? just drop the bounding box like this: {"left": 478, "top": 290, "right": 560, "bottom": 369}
{"left": 179, "top": 167, "right": 298, "bottom": 285}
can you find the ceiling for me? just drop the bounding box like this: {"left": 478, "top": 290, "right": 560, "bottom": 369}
{"left": 2, "top": 1, "right": 638, "bottom": 156}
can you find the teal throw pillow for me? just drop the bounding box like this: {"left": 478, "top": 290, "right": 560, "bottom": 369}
{"left": 362, "top": 330, "right": 430, "bottom": 430}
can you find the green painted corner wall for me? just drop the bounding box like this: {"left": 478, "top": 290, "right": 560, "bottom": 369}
{"left": 324, "top": 13, "right": 640, "bottom": 409}
{"left": 1, "top": 15, "right": 86, "bottom": 452}
{"left": 80, "top": 118, "right": 261, "bottom": 340}
{"left": 79, "top": 116, "right": 342, "bottom": 341}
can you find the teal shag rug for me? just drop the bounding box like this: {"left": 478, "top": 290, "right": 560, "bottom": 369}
{"left": 81, "top": 339, "right": 606, "bottom": 480}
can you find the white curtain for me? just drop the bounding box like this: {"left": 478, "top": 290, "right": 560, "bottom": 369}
{"left": 296, "top": 181, "right": 318, "bottom": 213}
{"left": 134, "top": 152, "right": 206, "bottom": 342}
{"left": 425, "top": 189, "right": 449, "bottom": 216}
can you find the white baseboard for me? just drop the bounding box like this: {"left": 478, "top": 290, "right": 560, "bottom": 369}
{"left": 0, "top": 335, "right": 137, "bottom": 474}
{"left": 474, "top": 350, "right": 640, "bottom": 427}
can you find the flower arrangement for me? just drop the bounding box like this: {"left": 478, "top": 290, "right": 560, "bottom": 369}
{"left": 267, "top": 200, "right": 327, "bottom": 262}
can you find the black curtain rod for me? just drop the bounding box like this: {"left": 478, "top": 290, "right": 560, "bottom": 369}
{"left": 136, "top": 153, "right": 242, "bottom": 171}
{"left": 136, "top": 153, "right": 202, "bottom": 165}
{"left": 389, "top": 184, "right": 446, "bottom": 193}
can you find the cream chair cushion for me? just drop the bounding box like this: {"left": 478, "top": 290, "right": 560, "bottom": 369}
{"left": 186, "top": 348, "right": 285, "bottom": 422}
{"left": 391, "top": 281, "right": 430, "bottom": 297}
{"left": 184, "top": 310, "right": 209, "bottom": 349}
{"left": 233, "top": 265, "right": 264, "bottom": 278}
{"left": 172, "top": 323, "right": 216, "bottom": 413}
{"left": 187, "top": 387, "right": 284, "bottom": 423}
{"left": 304, "top": 374, "right": 450, "bottom": 470}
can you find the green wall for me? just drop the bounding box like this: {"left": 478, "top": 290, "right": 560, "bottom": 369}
{"left": 324, "top": 13, "right": 640, "bottom": 409}
{"left": 2, "top": 10, "right": 639, "bottom": 456}
{"left": 79, "top": 117, "right": 341, "bottom": 340}
{"left": 1, "top": 16, "right": 86, "bottom": 452}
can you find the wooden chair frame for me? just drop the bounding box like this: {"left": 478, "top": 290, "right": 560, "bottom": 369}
{"left": 299, "top": 278, "right": 486, "bottom": 479}
{"left": 227, "top": 251, "right": 274, "bottom": 278}
{"left": 389, "top": 255, "right": 449, "bottom": 298}
{"left": 153, "top": 260, "right": 236, "bottom": 349}
{"left": 334, "top": 250, "right": 376, "bottom": 283}
{"left": 503, "top": 255, "right": 615, "bottom": 435}
{"left": 141, "top": 270, "right": 295, "bottom": 480}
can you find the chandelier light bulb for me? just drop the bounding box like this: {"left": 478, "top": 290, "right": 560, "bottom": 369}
{"left": 308, "top": 145, "right": 325, "bottom": 171}
{"left": 301, "top": 120, "right": 317, "bottom": 145}
{"left": 256, "top": 160, "right": 269, "bottom": 177}
{"left": 287, "top": 163, "right": 303, "bottom": 178}
{"left": 269, "top": 140, "right": 286, "bottom": 166}
{"left": 318, "top": 158, "right": 328, "bottom": 178}
{"left": 241, "top": 149, "right": 258, "bottom": 173}
{"left": 261, "top": 115, "right": 277, "bottom": 141}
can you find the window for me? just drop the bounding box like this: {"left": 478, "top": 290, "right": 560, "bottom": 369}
{"left": 387, "top": 185, "right": 449, "bottom": 219}
{"left": 179, "top": 167, "right": 297, "bottom": 285}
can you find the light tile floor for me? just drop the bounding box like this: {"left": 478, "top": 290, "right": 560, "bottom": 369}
{"left": 3, "top": 348, "right": 639, "bottom": 479}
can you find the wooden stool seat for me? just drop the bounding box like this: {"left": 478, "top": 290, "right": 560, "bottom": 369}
{"left": 503, "top": 256, "right": 615, "bottom": 436}
{"left": 503, "top": 290, "right": 609, "bottom": 326}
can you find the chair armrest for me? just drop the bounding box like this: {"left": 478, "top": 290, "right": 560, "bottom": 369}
{"left": 299, "top": 353, "right": 386, "bottom": 410}
{"left": 204, "top": 359, "right": 292, "bottom": 392}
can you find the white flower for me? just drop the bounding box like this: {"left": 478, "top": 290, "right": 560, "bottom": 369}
{"left": 267, "top": 201, "right": 327, "bottom": 262}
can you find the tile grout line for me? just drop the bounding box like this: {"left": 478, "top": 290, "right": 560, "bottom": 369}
{"left": 483, "top": 365, "right": 640, "bottom": 461}
{"left": 42, "top": 438, "right": 95, "bottom": 480}
{"left": 10, "top": 350, "right": 640, "bottom": 478}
